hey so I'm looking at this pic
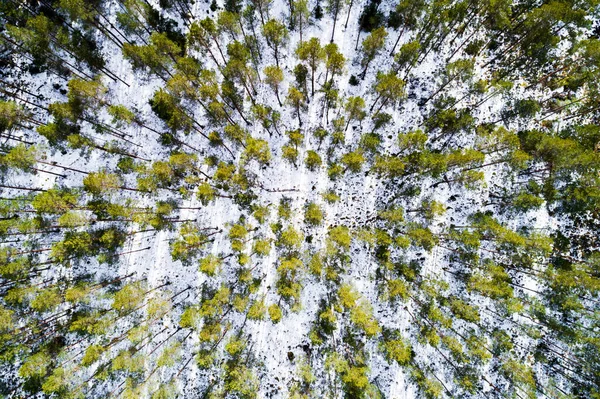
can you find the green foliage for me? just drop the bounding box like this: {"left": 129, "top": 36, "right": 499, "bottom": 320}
{"left": 382, "top": 333, "right": 412, "bottom": 365}
{"left": 262, "top": 18, "right": 288, "bottom": 65}
{"left": 83, "top": 171, "right": 122, "bottom": 196}
{"left": 112, "top": 282, "right": 145, "bottom": 315}
{"left": 386, "top": 278, "right": 409, "bottom": 301}
{"left": 252, "top": 238, "right": 271, "bottom": 256}
{"left": 243, "top": 137, "right": 271, "bottom": 165}
{"left": 248, "top": 298, "right": 266, "bottom": 320}
{"left": 406, "top": 225, "right": 438, "bottom": 251}
{"left": 199, "top": 254, "right": 222, "bottom": 276}
{"left": 308, "top": 252, "right": 323, "bottom": 276}
{"left": 197, "top": 182, "right": 216, "bottom": 205}
{"left": 277, "top": 226, "right": 303, "bottom": 251}
{"left": 112, "top": 349, "right": 143, "bottom": 373}
{"left": 3, "top": 4, "right": 600, "bottom": 399}
{"left": 282, "top": 144, "right": 299, "bottom": 166}
{"left": 305, "top": 150, "right": 322, "bottom": 170}
{"left": 30, "top": 288, "right": 61, "bottom": 312}
{"left": 373, "top": 71, "right": 406, "bottom": 109}
{"left": 321, "top": 189, "right": 340, "bottom": 203}
{"left": 338, "top": 284, "right": 359, "bottom": 308}
{"left": 1, "top": 144, "right": 38, "bottom": 173}
{"left": 0, "top": 305, "right": 14, "bottom": 332}
{"left": 32, "top": 189, "right": 78, "bottom": 214}
{"left": 328, "top": 226, "right": 351, "bottom": 250}
{"left": 350, "top": 300, "right": 380, "bottom": 336}
{"left": 296, "top": 37, "right": 324, "bottom": 95}
{"left": 19, "top": 351, "right": 51, "bottom": 380}
{"left": 123, "top": 32, "right": 181, "bottom": 74}
{"left": 171, "top": 223, "right": 210, "bottom": 260}
{"left": 268, "top": 303, "right": 282, "bottom": 323}
{"left": 0, "top": 101, "right": 27, "bottom": 133}
{"left": 449, "top": 298, "right": 480, "bottom": 323}
{"left": 41, "top": 367, "right": 68, "bottom": 395}
{"left": 340, "top": 150, "right": 365, "bottom": 173}
{"left": 81, "top": 344, "right": 105, "bottom": 367}
{"left": 360, "top": 27, "right": 387, "bottom": 75}
{"left": 304, "top": 202, "right": 324, "bottom": 226}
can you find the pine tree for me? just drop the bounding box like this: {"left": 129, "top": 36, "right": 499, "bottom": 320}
{"left": 264, "top": 65, "right": 284, "bottom": 106}
{"left": 262, "top": 19, "right": 289, "bottom": 67}
{"left": 344, "top": 96, "right": 366, "bottom": 131}
{"left": 292, "top": 0, "right": 311, "bottom": 43}
{"left": 388, "top": 0, "right": 426, "bottom": 56}
{"left": 370, "top": 71, "right": 406, "bottom": 114}
{"left": 287, "top": 87, "right": 306, "bottom": 126}
{"left": 296, "top": 37, "right": 325, "bottom": 96}
{"left": 323, "top": 42, "right": 346, "bottom": 84}
{"left": 326, "top": 0, "right": 347, "bottom": 42}
{"left": 359, "top": 26, "right": 387, "bottom": 79}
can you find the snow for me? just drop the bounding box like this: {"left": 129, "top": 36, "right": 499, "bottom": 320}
{"left": 1, "top": 0, "right": 579, "bottom": 397}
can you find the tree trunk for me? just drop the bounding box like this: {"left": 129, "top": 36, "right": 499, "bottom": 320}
{"left": 331, "top": 8, "right": 339, "bottom": 43}
{"left": 389, "top": 27, "right": 405, "bottom": 56}
{"left": 344, "top": 0, "right": 354, "bottom": 29}
{"left": 0, "top": 184, "right": 45, "bottom": 192}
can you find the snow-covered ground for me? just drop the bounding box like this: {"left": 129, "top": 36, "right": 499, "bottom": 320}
{"left": 2, "top": 0, "right": 582, "bottom": 397}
